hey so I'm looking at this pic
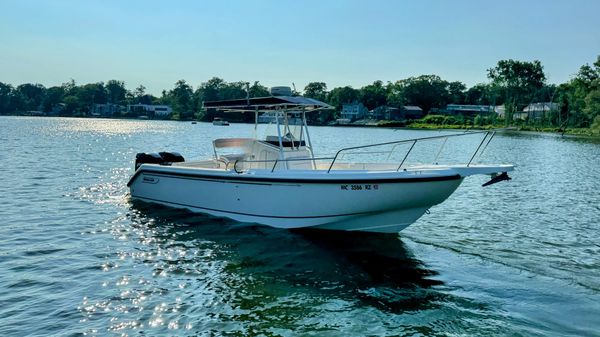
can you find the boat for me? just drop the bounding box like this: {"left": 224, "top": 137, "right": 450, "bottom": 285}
{"left": 128, "top": 93, "right": 513, "bottom": 233}
{"left": 212, "top": 117, "right": 229, "bottom": 126}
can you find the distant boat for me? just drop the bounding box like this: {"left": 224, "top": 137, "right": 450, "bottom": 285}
{"left": 191, "top": 121, "right": 197, "bottom": 124}
{"left": 212, "top": 117, "right": 229, "bottom": 126}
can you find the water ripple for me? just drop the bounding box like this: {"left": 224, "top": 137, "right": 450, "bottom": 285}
{"left": 1, "top": 117, "right": 599, "bottom": 336}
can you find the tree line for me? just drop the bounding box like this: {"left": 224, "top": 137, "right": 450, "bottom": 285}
{"left": 1, "top": 57, "right": 599, "bottom": 130}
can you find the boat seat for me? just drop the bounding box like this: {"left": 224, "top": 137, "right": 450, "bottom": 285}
{"left": 213, "top": 138, "right": 254, "bottom": 170}
{"left": 213, "top": 138, "right": 255, "bottom": 149}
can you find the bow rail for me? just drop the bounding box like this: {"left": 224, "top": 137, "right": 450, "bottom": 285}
{"left": 231, "top": 130, "right": 500, "bottom": 174}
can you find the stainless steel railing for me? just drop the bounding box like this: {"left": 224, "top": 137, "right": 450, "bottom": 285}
{"left": 326, "top": 130, "right": 495, "bottom": 172}
{"left": 231, "top": 130, "right": 499, "bottom": 174}
{"left": 233, "top": 156, "right": 336, "bottom": 173}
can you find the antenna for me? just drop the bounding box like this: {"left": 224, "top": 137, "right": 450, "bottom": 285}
{"left": 246, "top": 82, "right": 250, "bottom": 105}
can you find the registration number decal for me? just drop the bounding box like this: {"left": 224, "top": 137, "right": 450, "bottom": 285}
{"left": 340, "top": 184, "right": 378, "bottom": 191}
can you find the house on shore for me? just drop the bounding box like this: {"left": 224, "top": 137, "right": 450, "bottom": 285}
{"left": 127, "top": 104, "right": 173, "bottom": 118}
{"left": 370, "top": 106, "right": 397, "bottom": 120}
{"left": 370, "top": 105, "right": 424, "bottom": 120}
{"left": 50, "top": 103, "right": 66, "bottom": 116}
{"left": 517, "top": 102, "right": 559, "bottom": 120}
{"left": 340, "top": 103, "right": 368, "bottom": 121}
{"left": 400, "top": 106, "right": 424, "bottom": 119}
{"left": 442, "top": 104, "right": 498, "bottom": 117}
{"left": 257, "top": 111, "right": 277, "bottom": 124}
{"left": 258, "top": 111, "right": 303, "bottom": 124}
{"left": 91, "top": 103, "right": 124, "bottom": 117}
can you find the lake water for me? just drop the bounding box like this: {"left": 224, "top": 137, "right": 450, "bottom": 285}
{"left": 1, "top": 116, "right": 599, "bottom": 336}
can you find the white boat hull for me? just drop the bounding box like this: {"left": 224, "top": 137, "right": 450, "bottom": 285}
{"left": 128, "top": 165, "right": 474, "bottom": 233}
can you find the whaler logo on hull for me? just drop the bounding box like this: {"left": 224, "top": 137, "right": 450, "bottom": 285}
{"left": 142, "top": 177, "right": 159, "bottom": 184}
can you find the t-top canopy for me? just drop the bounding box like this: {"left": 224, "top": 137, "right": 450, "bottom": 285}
{"left": 203, "top": 95, "right": 333, "bottom": 111}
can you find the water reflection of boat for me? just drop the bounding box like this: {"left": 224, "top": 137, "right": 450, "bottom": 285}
{"left": 212, "top": 117, "right": 229, "bottom": 126}
{"left": 294, "top": 229, "right": 441, "bottom": 287}
{"left": 129, "top": 91, "right": 513, "bottom": 233}
{"left": 128, "top": 201, "right": 443, "bottom": 311}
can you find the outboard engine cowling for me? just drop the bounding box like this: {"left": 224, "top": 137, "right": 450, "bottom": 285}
{"left": 135, "top": 152, "right": 163, "bottom": 170}
{"left": 134, "top": 152, "right": 186, "bottom": 170}
{"left": 159, "top": 152, "right": 185, "bottom": 163}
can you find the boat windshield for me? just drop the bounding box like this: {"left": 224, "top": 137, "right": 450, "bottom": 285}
{"left": 260, "top": 111, "right": 304, "bottom": 143}
{"left": 203, "top": 95, "right": 331, "bottom": 158}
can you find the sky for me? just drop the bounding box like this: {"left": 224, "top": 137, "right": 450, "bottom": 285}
{"left": 1, "top": 0, "right": 599, "bottom": 95}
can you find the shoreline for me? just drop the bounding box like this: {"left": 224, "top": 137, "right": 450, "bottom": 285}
{"left": 331, "top": 120, "right": 600, "bottom": 138}
{"left": 4, "top": 114, "right": 599, "bottom": 138}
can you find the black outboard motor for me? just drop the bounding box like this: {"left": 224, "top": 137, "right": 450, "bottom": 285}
{"left": 159, "top": 152, "right": 185, "bottom": 163}
{"left": 134, "top": 152, "right": 185, "bottom": 170}
{"left": 135, "top": 153, "right": 163, "bottom": 170}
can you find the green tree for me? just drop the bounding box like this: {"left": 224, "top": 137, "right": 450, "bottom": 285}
{"left": 574, "top": 61, "right": 600, "bottom": 87}
{"left": 0, "top": 82, "right": 17, "bottom": 114}
{"left": 467, "top": 83, "right": 506, "bottom": 106}
{"left": 327, "top": 86, "right": 359, "bottom": 110}
{"left": 194, "top": 79, "right": 269, "bottom": 122}
{"left": 106, "top": 80, "right": 127, "bottom": 104}
{"left": 194, "top": 77, "right": 227, "bottom": 117}
{"left": 159, "top": 90, "right": 171, "bottom": 105}
{"left": 487, "top": 59, "right": 546, "bottom": 117}
{"left": 248, "top": 81, "right": 270, "bottom": 98}
{"left": 17, "top": 83, "right": 46, "bottom": 111}
{"left": 62, "top": 95, "right": 80, "bottom": 115}
{"left": 487, "top": 59, "right": 546, "bottom": 91}
{"left": 197, "top": 77, "right": 226, "bottom": 102}
{"left": 301, "top": 82, "right": 329, "bottom": 123}
{"left": 132, "top": 85, "right": 154, "bottom": 105}
{"left": 532, "top": 84, "right": 557, "bottom": 103}
{"left": 390, "top": 75, "right": 451, "bottom": 113}
{"left": 474, "top": 114, "right": 484, "bottom": 126}
{"left": 303, "top": 82, "right": 328, "bottom": 102}
{"left": 591, "top": 115, "right": 600, "bottom": 133}
{"left": 133, "top": 85, "right": 146, "bottom": 99}
{"left": 170, "top": 80, "right": 194, "bottom": 119}
{"left": 61, "top": 79, "right": 77, "bottom": 97}
{"left": 385, "top": 81, "right": 406, "bottom": 108}
{"left": 76, "top": 82, "right": 107, "bottom": 114}
{"left": 555, "top": 56, "right": 600, "bottom": 127}
{"left": 42, "top": 86, "right": 65, "bottom": 112}
{"left": 221, "top": 81, "right": 248, "bottom": 100}
{"left": 359, "top": 80, "right": 387, "bottom": 110}
{"left": 194, "top": 77, "right": 227, "bottom": 119}
{"left": 584, "top": 89, "right": 600, "bottom": 121}
{"left": 447, "top": 81, "right": 467, "bottom": 104}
